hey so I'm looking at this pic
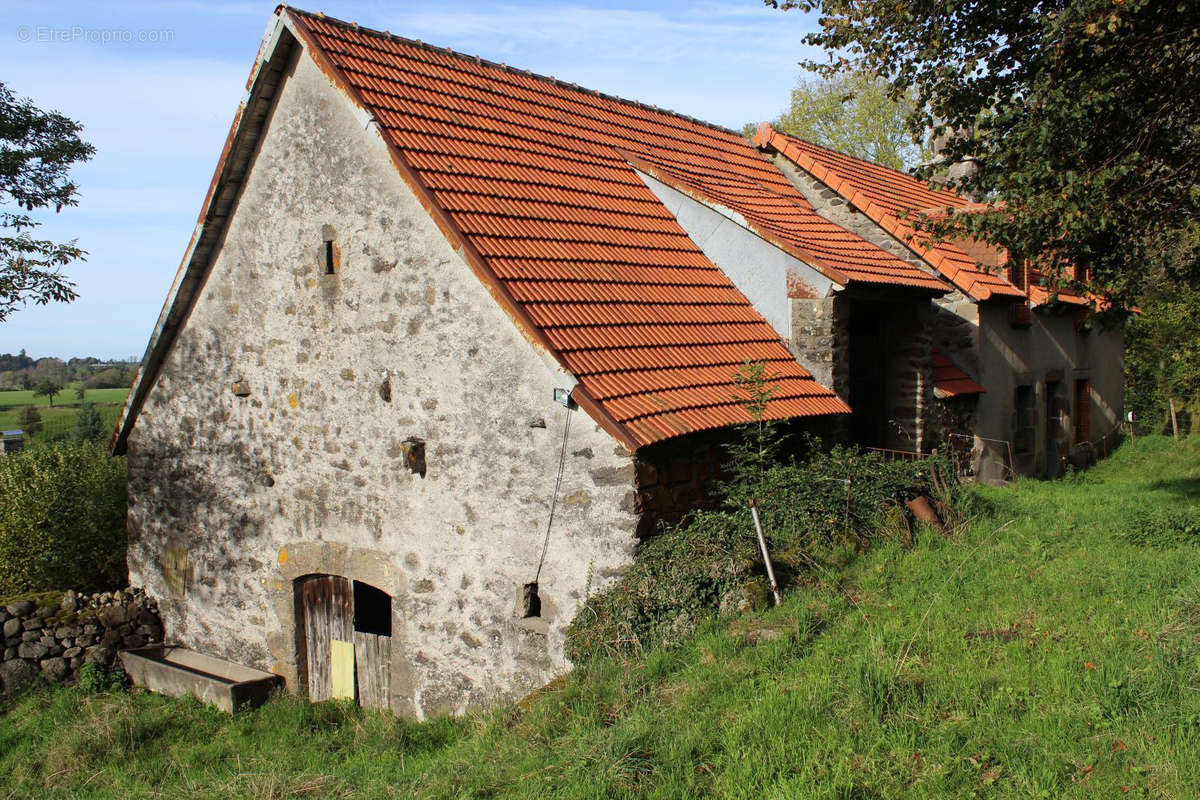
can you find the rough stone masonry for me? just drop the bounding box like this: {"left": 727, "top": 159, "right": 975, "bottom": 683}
{"left": 0, "top": 588, "right": 163, "bottom": 696}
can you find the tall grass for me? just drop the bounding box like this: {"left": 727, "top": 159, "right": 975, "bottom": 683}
{"left": 1, "top": 436, "right": 1198, "bottom": 798}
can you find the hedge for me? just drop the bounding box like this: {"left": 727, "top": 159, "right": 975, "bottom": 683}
{"left": 0, "top": 441, "right": 127, "bottom": 597}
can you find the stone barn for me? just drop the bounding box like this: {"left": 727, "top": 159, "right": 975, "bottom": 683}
{"left": 111, "top": 7, "right": 867, "bottom": 718}
{"left": 754, "top": 125, "right": 1126, "bottom": 479}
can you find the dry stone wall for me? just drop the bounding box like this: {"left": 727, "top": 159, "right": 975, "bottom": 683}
{"left": 0, "top": 588, "right": 162, "bottom": 695}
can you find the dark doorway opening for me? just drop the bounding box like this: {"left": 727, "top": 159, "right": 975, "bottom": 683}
{"left": 1045, "top": 378, "right": 1063, "bottom": 478}
{"left": 848, "top": 304, "right": 888, "bottom": 448}
{"left": 353, "top": 580, "right": 392, "bottom": 637}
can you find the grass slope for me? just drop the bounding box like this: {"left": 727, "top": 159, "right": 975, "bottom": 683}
{"left": 1, "top": 436, "right": 1198, "bottom": 799}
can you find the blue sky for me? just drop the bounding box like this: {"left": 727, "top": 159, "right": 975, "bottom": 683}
{"left": 0, "top": 1, "right": 823, "bottom": 360}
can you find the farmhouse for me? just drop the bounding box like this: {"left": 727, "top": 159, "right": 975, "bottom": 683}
{"left": 754, "top": 125, "right": 1126, "bottom": 480}
{"left": 113, "top": 6, "right": 1123, "bottom": 717}
{"left": 109, "top": 6, "right": 882, "bottom": 718}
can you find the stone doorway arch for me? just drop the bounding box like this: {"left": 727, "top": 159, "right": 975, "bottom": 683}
{"left": 274, "top": 543, "right": 413, "bottom": 715}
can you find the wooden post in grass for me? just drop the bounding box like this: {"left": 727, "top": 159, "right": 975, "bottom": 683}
{"left": 749, "top": 499, "right": 781, "bottom": 607}
{"left": 1170, "top": 397, "right": 1180, "bottom": 441}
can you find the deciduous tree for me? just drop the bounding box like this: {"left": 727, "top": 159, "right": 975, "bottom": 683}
{"left": 759, "top": 70, "right": 925, "bottom": 171}
{"left": 767, "top": 0, "right": 1200, "bottom": 306}
{"left": 0, "top": 81, "right": 95, "bottom": 323}
{"left": 32, "top": 380, "right": 62, "bottom": 407}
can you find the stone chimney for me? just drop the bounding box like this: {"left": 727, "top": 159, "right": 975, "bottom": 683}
{"left": 927, "top": 127, "right": 980, "bottom": 198}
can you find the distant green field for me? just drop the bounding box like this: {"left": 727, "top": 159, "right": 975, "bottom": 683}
{"left": 0, "top": 387, "right": 129, "bottom": 443}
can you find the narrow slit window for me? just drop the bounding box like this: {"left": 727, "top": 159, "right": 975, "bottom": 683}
{"left": 324, "top": 240, "right": 335, "bottom": 275}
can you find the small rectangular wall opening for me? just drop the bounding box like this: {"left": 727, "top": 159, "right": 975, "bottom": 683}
{"left": 324, "top": 240, "right": 335, "bottom": 275}
{"left": 352, "top": 580, "right": 391, "bottom": 637}
{"left": 518, "top": 582, "right": 541, "bottom": 618}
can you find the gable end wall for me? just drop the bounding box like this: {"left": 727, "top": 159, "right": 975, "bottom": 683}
{"left": 125, "top": 50, "right": 638, "bottom": 718}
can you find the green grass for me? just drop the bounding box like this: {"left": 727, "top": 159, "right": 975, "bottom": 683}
{"left": 2, "top": 436, "right": 1199, "bottom": 799}
{"left": 0, "top": 388, "right": 128, "bottom": 443}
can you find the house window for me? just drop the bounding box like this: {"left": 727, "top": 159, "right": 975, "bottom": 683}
{"left": 1014, "top": 384, "right": 1036, "bottom": 454}
{"left": 1074, "top": 378, "right": 1091, "bottom": 443}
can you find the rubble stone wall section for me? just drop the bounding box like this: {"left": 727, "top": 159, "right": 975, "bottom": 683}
{"left": 0, "top": 588, "right": 163, "bottom": 695}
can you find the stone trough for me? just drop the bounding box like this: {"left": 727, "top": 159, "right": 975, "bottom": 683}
{"left": 119, "top": 645, "right": 281, "bottom": 713}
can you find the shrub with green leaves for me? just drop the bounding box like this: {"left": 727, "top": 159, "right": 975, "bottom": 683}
{"left": 0, "top": 441, "right": 127, "bottom": 596}
{"left": 566, "top": 441, "right": 953, "bottom": 662}
{"left": 72, "top": 401, "right": 107, "bottom": 443}
{"left": 725, "top": 443, "right": 956, "bottom": 551}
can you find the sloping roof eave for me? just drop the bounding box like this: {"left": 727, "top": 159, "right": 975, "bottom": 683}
{"left": 114, "top": 8, "right": 852, "bottom": 455}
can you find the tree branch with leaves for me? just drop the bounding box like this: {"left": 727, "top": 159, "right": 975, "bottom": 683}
{"left": 752, "top": 69, "right": 927, "bottom": 171}
{"left": 0, "top": 81, "right": 95, "bottom": 323}
{"left": 766, "top": 0, "right": 1200, "bottom": 307}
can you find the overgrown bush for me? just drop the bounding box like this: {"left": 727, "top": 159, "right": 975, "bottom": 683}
{"left": 0, "top": 441, "right": 127, "bottom": 596}
{"left": 76, "top": 662, "right": 128, "bottom": 694}
{"left": 723, "top": 443, "right": 956, "bottom": 551}
{"left": 566, "top": 441, "right": 954, "bottom": 662}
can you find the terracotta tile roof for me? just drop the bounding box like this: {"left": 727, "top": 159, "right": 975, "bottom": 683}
{"left": 625, "top": 155, "right": 948, "bottom": 292}
{"left": 1025, "top": 280, "right": 1089, "bottom": 309}
{"left": 931, "top": 350, "right": 986, "bottom": 399}
{"left": 755, "top": 124, "right": 1028, "bottom": 303}
{"left": 286, "top": 9, "right": 866, "bottom": 447}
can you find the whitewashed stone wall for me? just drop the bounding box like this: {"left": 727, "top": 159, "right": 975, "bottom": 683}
{"left": 126, "top": 50, "right": 638, "bottom": 718}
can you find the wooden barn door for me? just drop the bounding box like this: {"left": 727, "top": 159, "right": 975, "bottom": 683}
{"left": 351, "top": 580, "right": 392, "bottom": 712}
{"left": 354, "top": 631, "right": 390, "bottom": 710}
{"left": 300, "top": 575, "right": 353, "bottom": 702}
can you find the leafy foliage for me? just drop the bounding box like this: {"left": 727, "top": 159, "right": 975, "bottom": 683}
{"left": 768, "top": 0, "right": 1200, "bottom": 307}
{"left": 31, "top": 380, "right": 62, "bottom": 407}
{"left": 75, "top": 662, "right": 128, "bottom": 694}
{"left": 1124, "top": 227, "right": 1200, "bottom": 434}
{"left": 760, "top": 69, "right": 926, "bottom": 170}
{"left": 0, "top": 81, "right": 95, "bottom": 323}
{"left": 566, "top": 440, "right": 952, "bottom": 661}
{"left": 72, "top": 401, "right": 107, "bottom": 443}
{"left": 723, "top": 360, "right": 784, "bottom": 500}
{"left": 0, "top": 441, "right": 127, "bottom": 596}
{"left": 15, "top": 404, "right": 41, "bottom": 435}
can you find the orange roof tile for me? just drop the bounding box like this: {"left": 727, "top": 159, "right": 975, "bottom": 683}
{"left": 286, "top": 10, "right": 871, "bottom": 447}
{"left": 931, "top": 350, "right": 986, "bottom": 399}
{"left": 755, "top": 124, "right": 1027, "bottom": 303}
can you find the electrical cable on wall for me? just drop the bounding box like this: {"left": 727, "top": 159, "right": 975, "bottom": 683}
{"left": 534, "top": 403, "right": 574, "bottom": 585}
